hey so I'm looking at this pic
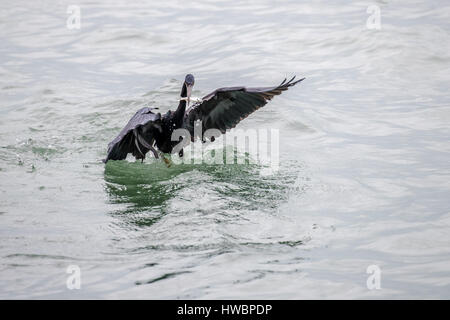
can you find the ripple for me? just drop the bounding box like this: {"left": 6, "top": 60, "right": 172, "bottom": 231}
{"left": 1, "top": 0, "right": 450, "bottom": 299}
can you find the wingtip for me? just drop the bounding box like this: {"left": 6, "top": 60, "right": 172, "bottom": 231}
{"left": 294, "top": 77, "right": 305, "bottom": 84}
{"left": 278, "top": 75, "right": 305, "bottom": 88}
{"left": 286, "top": 75, "right": 296, "bottom": 85}
{"left": 282, "top": 76, "right": 305, "bottom": 87}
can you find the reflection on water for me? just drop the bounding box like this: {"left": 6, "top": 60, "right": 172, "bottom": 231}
{"left": 104, "top": 155, "right": 298, "bottom": 227}
{"left": 105, "top": 161, "right": 188, "bottom": 212}
{"left": 1, "top": 0, "right": 449, "bottom": 299}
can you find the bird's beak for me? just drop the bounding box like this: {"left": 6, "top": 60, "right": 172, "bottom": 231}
{"left": 186, "top": 84, "right": 193, "bottom": 106}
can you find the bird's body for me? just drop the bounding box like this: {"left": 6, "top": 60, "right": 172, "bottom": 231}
{"left": 157, "top": 107, "right": 186, "bottom": 154}
{"left": 104, "top": 74, "right": 304, "bottom": 164}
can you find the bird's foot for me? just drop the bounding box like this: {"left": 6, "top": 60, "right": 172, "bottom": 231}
{"left": 159, "top": 153, "right": 172, "bottom": 168}
{"left": 163, "top": 157, "right": 172, "bottom": 168}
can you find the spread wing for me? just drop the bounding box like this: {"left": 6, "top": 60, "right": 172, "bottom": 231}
{"left": 104, "top": 107, "right": 162, "bottom": 163}
{"left": 183, "top": 76, "right": 304, "bottom": 140}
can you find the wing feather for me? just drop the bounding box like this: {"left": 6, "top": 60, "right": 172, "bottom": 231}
{"left": 183, "top": 76, "right": 304, "bottom": 140}
{"left": 104, "top": 107, "right": 161, "bottom": 163}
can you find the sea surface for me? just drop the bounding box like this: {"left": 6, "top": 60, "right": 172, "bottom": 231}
{"left": 0, "top": 0, "right": 449, "bottom": 299}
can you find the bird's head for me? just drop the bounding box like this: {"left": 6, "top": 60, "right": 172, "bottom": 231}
{"left": 182, "top": 74, "right": 195, "bottom": 105}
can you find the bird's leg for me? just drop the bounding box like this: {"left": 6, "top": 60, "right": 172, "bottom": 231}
{"left": 137, "top": 135, "right": 159, "bottom": 160}
{"left": 135, "top": 132, "right": 160, "bottom": 160}
{"left": 133, "top": 135, "right": 145, "bottom": 159}
{"left": 159, "top": 152, "right": 172, "bottom": 168}
{"left": 135, "top": 140, "right": 145, "bottom": 163}
{"left": 149, "top": 146, "right": 159, "bottom": 159}
{"left": 133, "top": 129, "right": 147, "bottom": 163}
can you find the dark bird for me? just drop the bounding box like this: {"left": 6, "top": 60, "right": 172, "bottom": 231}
{"left": 103, "top": 74, "right": 304, "bottom": 164}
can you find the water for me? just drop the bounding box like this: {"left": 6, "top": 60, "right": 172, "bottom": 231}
{"left": 1, "top": 0, "right": 449, "bottom": 299}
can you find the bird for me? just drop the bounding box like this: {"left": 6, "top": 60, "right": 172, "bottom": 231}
{"left": 103, "top": 74, "right": 305, "bottom": 165}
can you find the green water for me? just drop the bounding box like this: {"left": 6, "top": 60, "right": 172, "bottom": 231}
{"left": 0, "top": 0, "right": 449, "bottom": 298}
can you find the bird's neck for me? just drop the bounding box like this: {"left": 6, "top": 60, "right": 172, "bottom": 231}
{"left": 173, "top": 82, "right": 187, "bottom": 123}
{"left": 180, "top": 82, "right": 188, "bottom": 98}
{"left": 175, "top": 100, "right": 186, "bottom": 118}
{"left": 178, "top": 82, "right": 188, "bottom": 110}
